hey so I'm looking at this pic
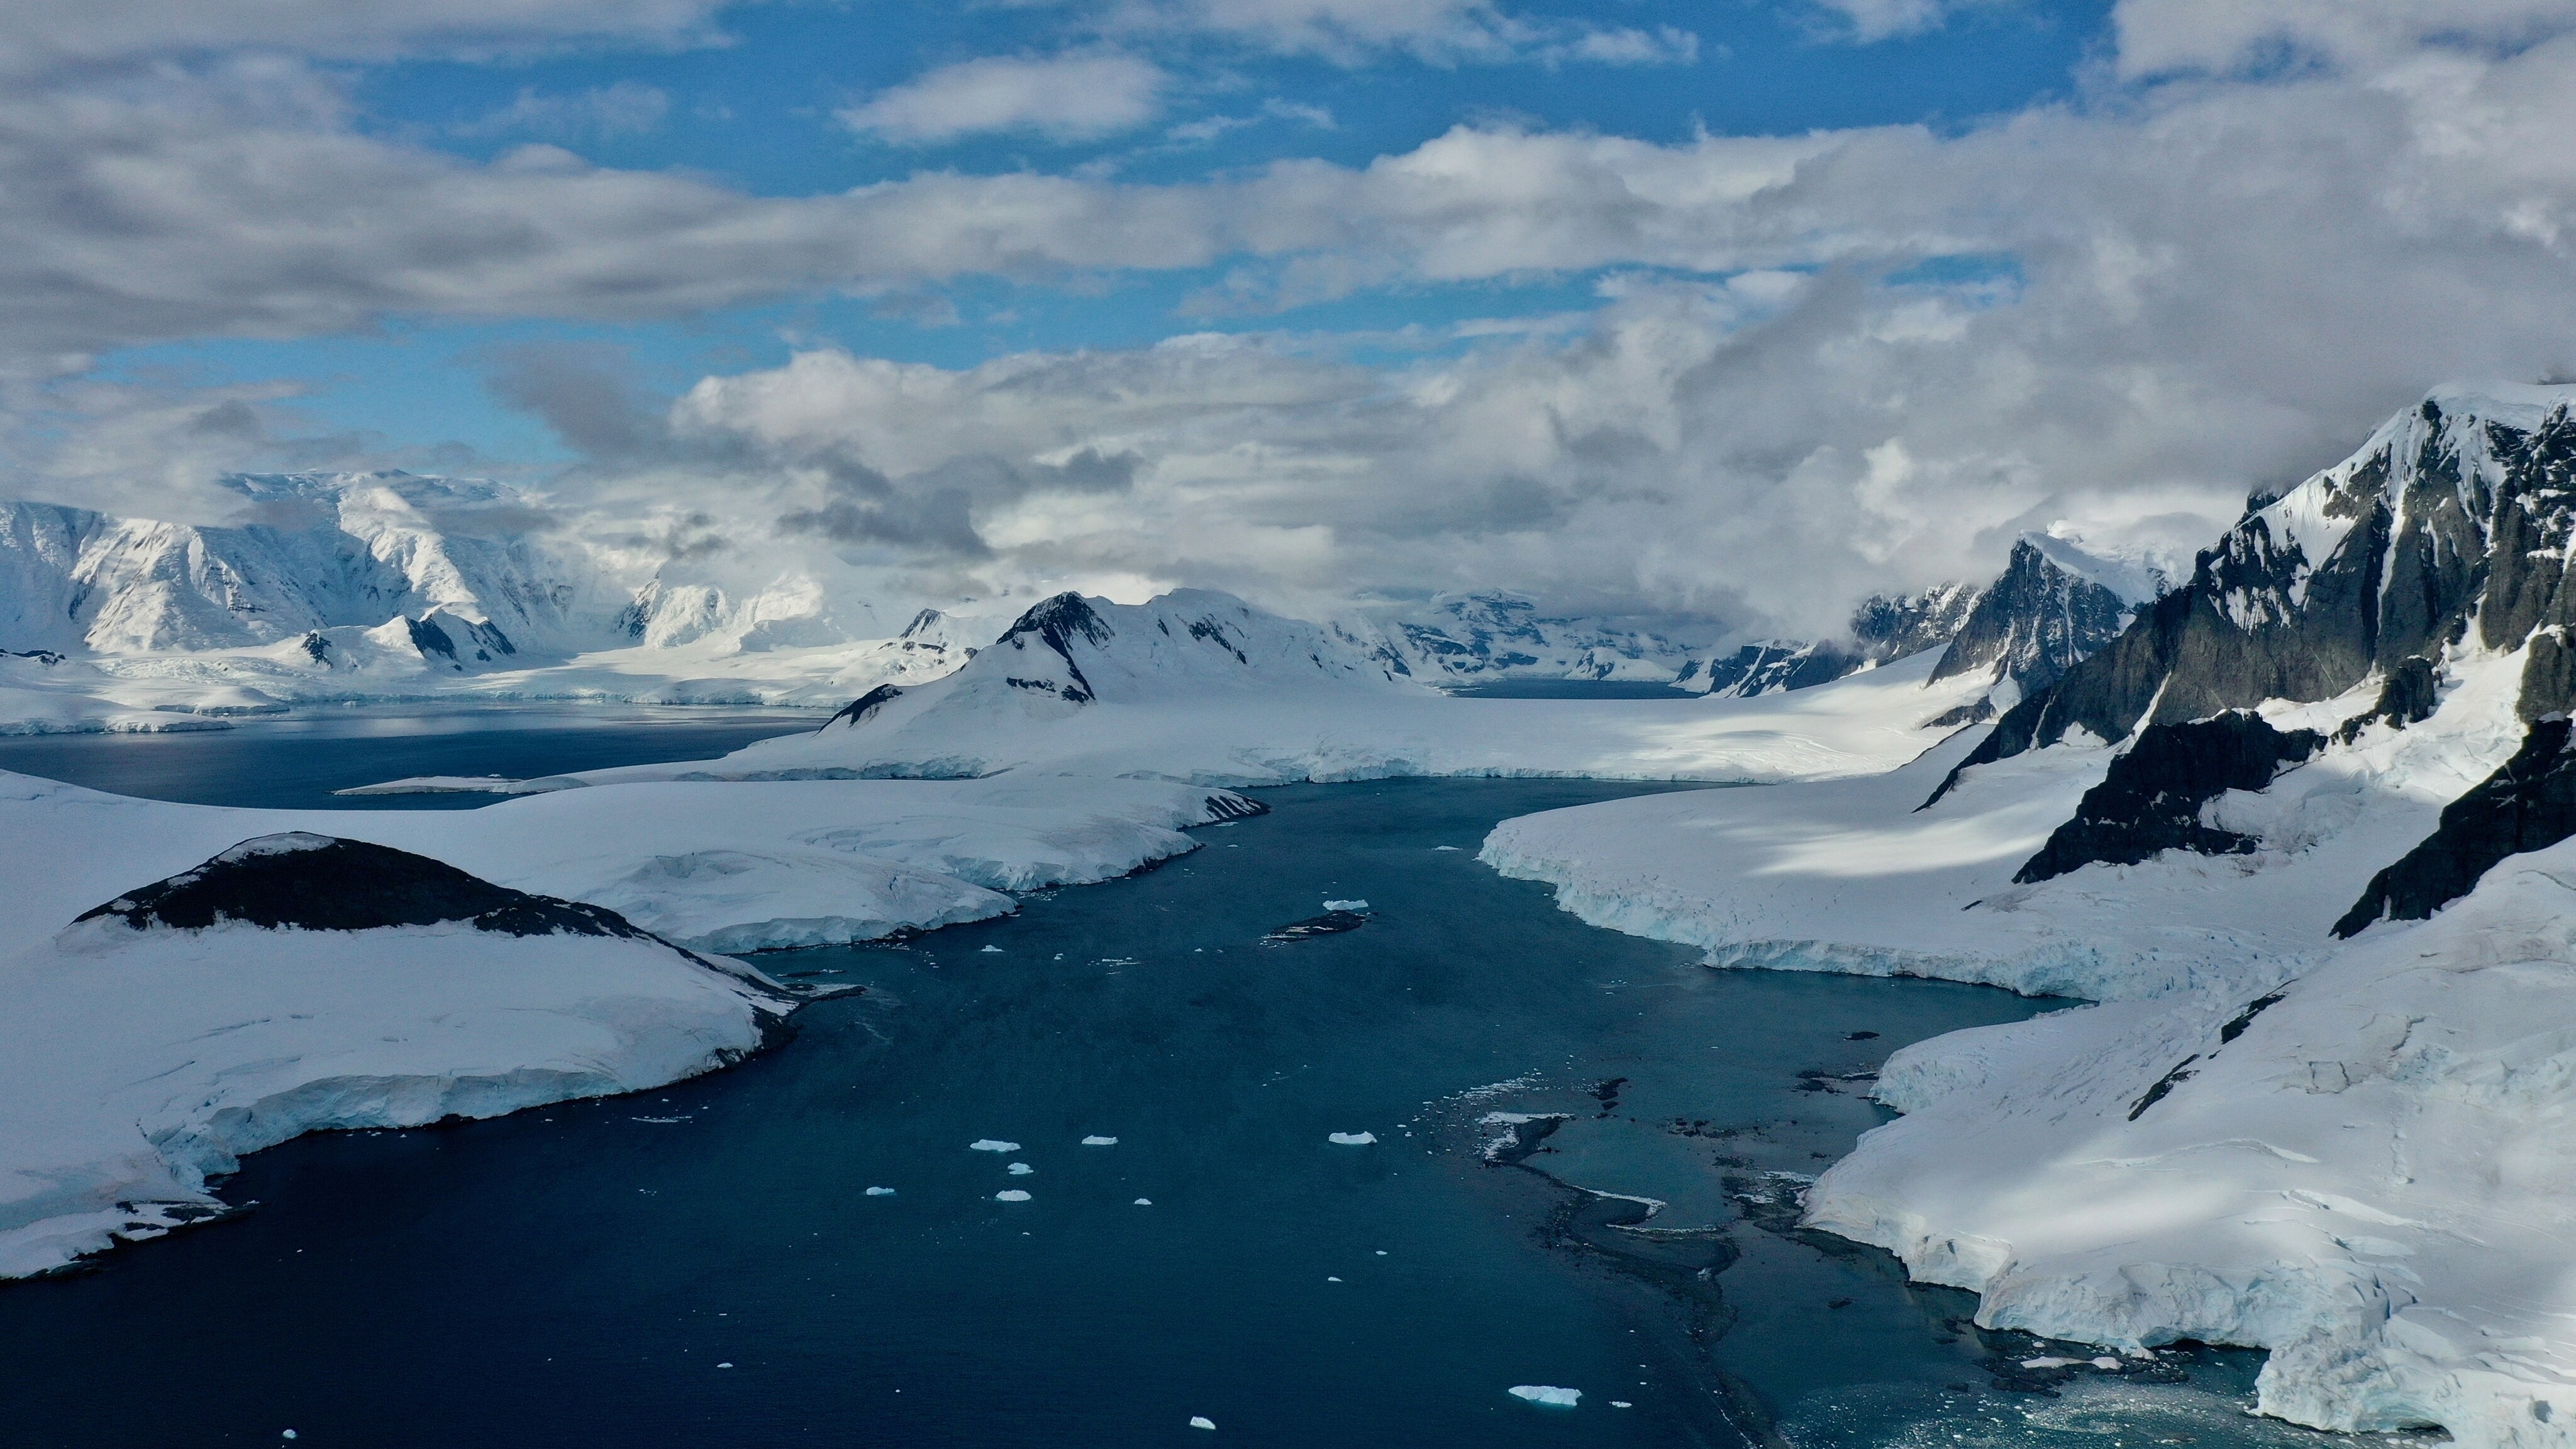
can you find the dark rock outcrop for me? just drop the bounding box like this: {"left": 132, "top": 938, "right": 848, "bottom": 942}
{"left": 2012, "top": 713, "right": 2324, "bottom": 884}
{"left": 2333, "top": 716, "right": 2576, "bottom": 936}
{"left": 2333, "top": 655, "right": 2441, "bottom": 743}
{"left": 825, "top": 684, "right": 903, "bottom": 730}
{"left": 1201, "top": 792, "right": 1269, "bottom": 822}
{"left": 78, "top": 833, "right": 661, "bottom": 941}
{"left": 993, "top": 593, "right": 1113, "bottom": 704}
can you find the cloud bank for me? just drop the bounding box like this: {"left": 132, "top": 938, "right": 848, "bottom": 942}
{"left": 4, "top": 1, "right": 2574, "bottom": 638}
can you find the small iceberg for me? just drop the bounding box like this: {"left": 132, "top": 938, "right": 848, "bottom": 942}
{"left": 864, "top": 1186, "right": 896, "bottom": 1197}
{"left": 995, "top": 1189, "right": 1032, "bottom": 1202}
{"left": 1322, "top": 899, "right": 1368, "bottom": 911}
{"left": 970, "top": 1139, "right": 1020, "bottom": 1153}
{"left": 1188, "top": 1417, "right": 1216, "bottom": 1431}
{"left": 979, "top": 945, "right": 1002, "bottom": 953}
{"left": 1133, "top": 1197, "right": 1153, "bottom": 1206}
{"left": 1328, "top": 1131, "right": 1377, "bottom": 1146}
{"left": 1007, "top": 1163, "right": 1034, "bottom": 1175}
{"left": 1082, "top": 1135, "right": 1118, "bottom": 1146}
{"left": 1509, "top": 1385, "right": 1581, "bottom": 1408}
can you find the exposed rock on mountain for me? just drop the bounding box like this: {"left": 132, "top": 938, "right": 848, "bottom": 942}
{"left": 2333, "top": 715, "right": 2576, "bottom": 936}
{"left": 1929, "top": 536, "right": 2152, "bottom": 693}
{"left": 2014, "top": 713, "right": 2324, "bottom": 884}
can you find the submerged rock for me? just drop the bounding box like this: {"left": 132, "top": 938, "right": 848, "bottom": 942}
{"left": 1263, "top": 909, "right": 1368, "bottom": 941}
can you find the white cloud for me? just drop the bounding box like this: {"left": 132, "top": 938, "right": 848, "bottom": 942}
{"left": 0, "top": 0, "right": 730, "bottom": 74}
{"left": 453, "top": 81, "right": 670, "bottom": 140}
{"left": 2112, "top": 0, "right": 2576, "bottom": 77}
{"left": 840, "top": 52, "right": 1170, "bottom": 144}
{"left": 1104, "top": 0, "right": 1699, "bottom": 67}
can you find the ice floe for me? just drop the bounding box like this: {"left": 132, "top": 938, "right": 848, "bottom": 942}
{"left": 1326, "top": 1131, "right": 1376, "bottom": 1145}
{"left": 1508, "top": 1385, "right": 1581, "bottom": 1407}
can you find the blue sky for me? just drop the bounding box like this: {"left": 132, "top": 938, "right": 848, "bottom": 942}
{"left": 102, "top": 0, "right": 2108, "bottom": 467}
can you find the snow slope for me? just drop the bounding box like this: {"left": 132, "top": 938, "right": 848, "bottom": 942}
{"left": 1807, "top": 843, "right": 2576, "bottom": 1445}
{"left": 569, "top": 590, "right": 1997, "bottom": 789}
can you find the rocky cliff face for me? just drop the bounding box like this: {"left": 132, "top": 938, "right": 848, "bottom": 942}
{"left": 1929, "top": 537, "right": 2145, "bottom": 694}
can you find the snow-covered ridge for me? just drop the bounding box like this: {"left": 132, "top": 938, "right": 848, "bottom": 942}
{"left": 569, "top": 590, "right": 1998, "bottom": 789}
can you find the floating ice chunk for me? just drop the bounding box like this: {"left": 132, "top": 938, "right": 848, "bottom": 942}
{"left": 980, "top": 945, "right": 1002, "bottom": 953}
{"left": 1328, "top": 1131, "right": 1377, "bottom": 1145}
{"left": 1611, "top": 1401, "right": 1633, "bottom": 1409}
{"left": 1134, "top": 1198, "right": 1153, "bottom": 1206}
{"left": 1327, "top": 1275, "right": 1342, "bottom": 1282}
{"left": 995, "top": 1190, "right": 1032, "bottom": 1202}
{"left": 2091, "top": 1357, "right": 2123, "bottom": 1370}
{"left": 282, "top": 1435, "right": 297, "bottom": 1442}
{"left": 1082, "top": 1135, "right": 1118, "bottom": 1146}
{"left": 1008, "top": 1163, "right": 1033, "bottom": 1175}
{"left": 2019, "top": 1357, "right": 2079, "bottom": 1370}
{"left": 1189, "top": 1417, "right": 1216, "bottom": 1430}
{"left": 865, "top": 1186, "right": 896, "bottom": 1197}
{"left": 1509, "top": 1385, "right": 1581, "bottom": 1408}
{"left": 1323, "top": 899, "right": 1369, "bottom": 912}
{"left": 1374, "top": 1250, "right": 1386, "bottom": 1255}
{"left": 718, "top": 1362, "right": 734, "bottom": 1369}
{"left": 1434, "top": 846, "right": 1462, "bottom": 851}
{"left": 970, "top": 1139, "right": 1020, "bottom": 1152}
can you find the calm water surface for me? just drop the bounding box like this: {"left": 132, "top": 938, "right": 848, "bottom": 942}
{"left": 0, "top": 723, "right": 2314, "bottom": 1447}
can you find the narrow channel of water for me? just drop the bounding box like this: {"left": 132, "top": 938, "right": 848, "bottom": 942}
{"left": 0, "top": 728, "right": 2316, "bottom": 1447}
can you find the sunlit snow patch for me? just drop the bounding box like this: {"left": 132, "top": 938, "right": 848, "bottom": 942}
{"left": 1327, "top": 1131, "right": 1377, "bottom": 1145}
{"left": 1509, "top": 1385, "right": 1581, "bottom": 1408}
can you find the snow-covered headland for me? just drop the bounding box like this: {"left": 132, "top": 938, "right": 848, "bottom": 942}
{"left": 1484, "top": 385, "right": 2576, "bottom": 1445}
{"left": 0, "top": 765, "right": 1263, "bottom": 1279}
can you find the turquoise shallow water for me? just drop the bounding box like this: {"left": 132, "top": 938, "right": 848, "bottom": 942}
{"left": 0, "top": 729, "right": 2324, "bottom": 1448}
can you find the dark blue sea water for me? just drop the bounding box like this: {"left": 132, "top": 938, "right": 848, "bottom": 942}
{"left": 0, "top": 704, "right": 813, "bottom": 809}
{"left": 0, "top": 724, "right": 2311, "bottom": 1448}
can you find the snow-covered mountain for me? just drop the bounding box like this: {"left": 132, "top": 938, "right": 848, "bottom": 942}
{"left": 1482, "top": 383, "right": 2576, "bottom": 1447}
{"left": 1672, "top": 538, "right": 2153, "bottom": 707}
{"left": 0, "top": 472, "right": 1018, "bottom": 721}
{"left": 1357, "top": 592, "right": 1704, "bottom": 685}
{"left": 0, "top": 472, "right": 613, "bottom": 658}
